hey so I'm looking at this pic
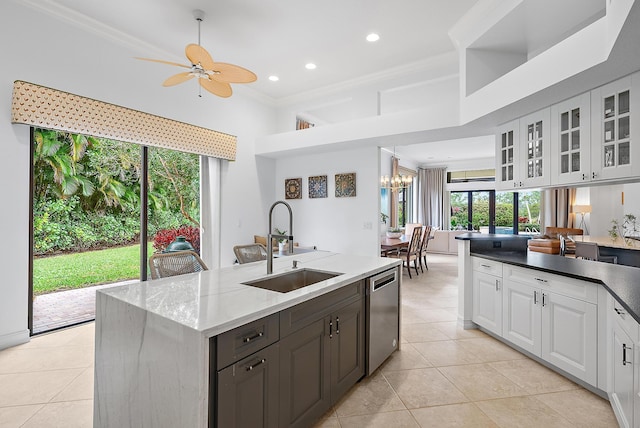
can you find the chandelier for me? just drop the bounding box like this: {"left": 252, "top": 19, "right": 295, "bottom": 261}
{"left": 381, "top": 147, "right": 413, "bottom": 190}
{"left": 380, "top": 173, "right": 412, "bottom": 190}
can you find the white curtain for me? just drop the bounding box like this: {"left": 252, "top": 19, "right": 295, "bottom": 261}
{"left": 541, "top": 187, "right": 576, "bottom": 230}
{"left": 417, "top": 167, "right": 449, "bottom": 229}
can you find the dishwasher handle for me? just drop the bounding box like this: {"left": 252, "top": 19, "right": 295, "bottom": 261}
{"left": 370, "top": 269, "right": 397, "bottom": 292}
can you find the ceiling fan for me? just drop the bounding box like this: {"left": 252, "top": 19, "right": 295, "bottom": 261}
{"left": 136, "top": 10, "right": 257, "bottom": 98}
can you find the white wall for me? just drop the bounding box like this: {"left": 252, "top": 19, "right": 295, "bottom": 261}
{"left": 0, "top": 2, "right": 274, "bottom": 348}
{"left": 271, "top": 147, "right": 379, "bottom": 257}
{"left": 589, "top": 182, "right": 640, "bottom": 237}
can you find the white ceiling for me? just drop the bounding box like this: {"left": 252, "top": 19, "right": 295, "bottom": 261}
{"left": 37, "top": 0, "right": 479, "bottom": 101}
{"left": 391, "top": 135, "right": 495, "bottom": 166}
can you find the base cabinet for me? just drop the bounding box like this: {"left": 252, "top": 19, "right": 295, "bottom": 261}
{"left": 279, "top": 298, "right": 364, "bottom": 428}
{"left": 501, "top": 267, "right": 597, "bottom": 386}
{"left": 213, "top": 280, "right": 367, "bottom": 428}
{"left": 217, "top": 343, "right": 280, "bottom": 428}
{"left": 611, "top": 320, "right": 635, "bottom": 428}
{"left": 472, "top": 271, "right": 503, "bottom": 336}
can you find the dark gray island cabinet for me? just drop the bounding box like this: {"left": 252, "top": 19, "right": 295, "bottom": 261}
{"left": 214, "top": 281, "right": 365, "bottom": 428}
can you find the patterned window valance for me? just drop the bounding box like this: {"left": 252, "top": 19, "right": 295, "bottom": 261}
{"left": 11, "top": 81, "right": 236, "bottom": 160}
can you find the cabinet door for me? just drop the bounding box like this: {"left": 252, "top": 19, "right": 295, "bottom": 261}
{"left": 472, "top": 271, "right": 503, "bottom": 336}
{"left": 520, "top": 108, "right": 551, "bottom": 188}
{"left": 495, "top": 120, "right": 520, "bottom": 190}
{"left": 279, "top": 318, "right": 330, "bottom": 428}
{"left": 611, "top": 320, "right": 634, "bottom": 428}
{"left": 330, "top": 298, "right": 365, "bottom": 404}
{"left": 550, "top": 93, "right": 591, "bottom": 185}
{"left": 502, "top": 280, "right": 541, "bottom": 356}
{"left": 217, "top": 343, "right": 280, "bottom": 428}
{"left": 591, "top": 74, "right": 640, "bottom": 181}
{"left": 541, "top": 291, "right": 597, "bottom": 386}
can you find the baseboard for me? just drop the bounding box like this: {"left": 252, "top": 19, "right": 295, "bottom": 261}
{"left": 0, "top": 329, "right": 30, "bottom": 350}
{"left": 457, "top": 317, "right": 477, "bottom": 330}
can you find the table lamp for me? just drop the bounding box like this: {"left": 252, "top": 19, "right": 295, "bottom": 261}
{"left": 573, "top": 204, "right": 592, "bottom": 235}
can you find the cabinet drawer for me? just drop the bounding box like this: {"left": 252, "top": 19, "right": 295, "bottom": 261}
{"left": 610, "top": 295, "right": 640, "bottom": 343}
{"left": 280, "top": 280, "right": 363, "bottom": 337}
{"left": 472, "top": 257, "right": 502, "bottom": 277}
{"left": 504, "top": 265, "right": 597, "bottom": 304}
{"left": 217, "top": 313, "right": 280, "bottom": 370}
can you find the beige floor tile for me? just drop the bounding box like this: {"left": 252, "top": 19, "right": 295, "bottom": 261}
{"left": 457, "top": 337, "right": 527, "bottom": 363}
{"left": 21, "top": 400, "right": 93, "bottom": 428}
{"left": 384, "top": 368, "right": 468, "bottom": 409}
{"left": 0, "top": 369, "right": 84, "bottom": 407}
{"left": 438, "top": 364, "right": 527, "bottom": 401}
{"left": 334, "top": 371, "right": 406, "bottom": 417}
{"left": 402, "top": 323, "right": 450, "bottom": 343}
{"left": 411, "top": 340, "right": 479, "bottom": 367}
{"left": 488, "top": 359, "right": 579, "bottom": 394}
{"left": 534, "top": 389, "right": 618, "bottom": 427}
{"left": 312, "top": 407, "right": 339, "bottom": 428}
{"left": 431, "top": 321, "right": 489, "bottom": 340}
{"left": 411, "top": 403, "right": 498, "bottom": 428}
{"left": 51, "top": 367, "right": 94, "bottom": 402}
{"left": 13, "top": 326, "right": 87, "bottom": 350}
{"left": 337, "top": 410, "right": 420, "bottom": 428}
{"left": 475, "top": 396, "right": 573, "bottom": 428}
{"left": 0, "top": 346, "right": 94, "bottom": 374}
{"left": 379, "top": 343, "right": 433, "bottom": 373}
{"left": 0, "top": 404, "right": 44, "bottom": 427}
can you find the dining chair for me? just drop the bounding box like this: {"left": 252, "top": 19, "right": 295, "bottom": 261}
{"left": 417, "top": 225, "right": 433, "bottom": 272}
{"left": 574, "top": 241, "right": 618, "bottom": 264}
{"left": 388, "top": 226, "right": 422, "bottom": 278}
{"left": 404, "top": 223, "right": 422, "bottom": 238}
{"left": 234, "top": 244, "right": 268, "bottom": 264}
{"left": 149, "top": 250, "right": 208, "bottom": 279}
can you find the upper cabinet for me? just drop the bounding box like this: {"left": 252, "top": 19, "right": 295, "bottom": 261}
{"left": 591, "top": 73, "right": 640, "bottom": 182}
{"left": 496, "top": 109, "right": 550, "bottom": 191}
{"left": 498, "top": 72, "right": 640, "bottom": 190}
{"left": 519, "top": 109, "right": 551, "bottom": 188}
{"left": 496, "top": 120, "right": 520, "bottom": 190}
{"left": 550, "top": 93, "right": 591, "bottom": 185}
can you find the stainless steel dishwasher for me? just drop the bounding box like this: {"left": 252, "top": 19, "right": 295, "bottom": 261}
{"left": 366, "top": 267, "right": 400, "bottom": 375}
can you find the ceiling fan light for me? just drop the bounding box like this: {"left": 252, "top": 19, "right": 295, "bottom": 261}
{"left": 268, "top": 75, "right": 279, "bottom": 82}
{"left": 305, "top": 63, "right": 317, "bottom": 70}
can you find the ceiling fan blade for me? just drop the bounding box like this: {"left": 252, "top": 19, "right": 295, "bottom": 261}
{"left": 185, "top": 43, "right": 215, "bottom": 70}
{"left": 163, "top": 72, "right": 194, "bottom": 87}
{"left": 200, "top": 78, "right": 232, "bottom": 98}
{"left": 211, "top": 62, "right": 257, "bottom": 84}
{"left": 135, "top": 57, "right": 190, "bottom": 69}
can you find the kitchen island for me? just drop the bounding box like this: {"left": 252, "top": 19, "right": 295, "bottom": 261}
{"left": 93, "top": 251, "right": 401, "bottom": 428}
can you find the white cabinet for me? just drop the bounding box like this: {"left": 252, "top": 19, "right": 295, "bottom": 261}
{"left": 502, "top": 266, "right": 598, "bottom": 386}
{"left": 550, "top": 93, "right": 592, "bottom": 185}
{"left": 608, "top": 295, "right": 639, "bottom": 428}
{"left": 496, "top": 120, "right": 520, "bottom": 190}
{"left": 495, "top": 109, "right": 551, "bottom": 190}
{"left": 519, "top": 108, "right": 551, "bottom": 188}
{"left": 472, "top": 257, "right": 503, "bottom": 336}
{"left": 591, "top": 73, "right": 640, "bottom": 182}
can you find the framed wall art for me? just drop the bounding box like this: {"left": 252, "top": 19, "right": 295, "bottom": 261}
{"left": 335, "top": 173, "right": 356, "bottom": 197}
{"left": 308, "top": 175, "right": 328, "bottom": 198}
{"left": 285, "top": 178, "right": 302, "bottom": 199}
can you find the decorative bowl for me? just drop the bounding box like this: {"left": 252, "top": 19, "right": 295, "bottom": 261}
{"left": 386, "top": 231, "right": 403, "bottom": 239}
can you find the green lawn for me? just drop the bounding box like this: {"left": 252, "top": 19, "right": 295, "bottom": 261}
{"left": 33, "top": 244, "right": 154, "bottom": 295}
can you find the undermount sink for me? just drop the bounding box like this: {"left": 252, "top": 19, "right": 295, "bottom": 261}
{"left": 242, "top": 269, "right": 342, "bottom": 293}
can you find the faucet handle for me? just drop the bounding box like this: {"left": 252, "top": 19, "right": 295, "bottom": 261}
{"left": 292, "top": 260, "right": 299, "bottom": 269}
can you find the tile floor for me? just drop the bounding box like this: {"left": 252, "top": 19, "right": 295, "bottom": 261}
{"left": 0, "top": 254, "right": 619, "bottom": 427}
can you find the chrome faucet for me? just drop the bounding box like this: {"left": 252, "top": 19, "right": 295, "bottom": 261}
{"left": 267, "top": 201, "right": 294, "bottom": 274}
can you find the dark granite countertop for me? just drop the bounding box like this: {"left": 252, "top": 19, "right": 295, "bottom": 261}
{"left": 471, "top": 250, "right": 640, "bottom": 325}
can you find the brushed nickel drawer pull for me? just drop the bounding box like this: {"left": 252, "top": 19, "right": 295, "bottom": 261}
{"left": 246, "top": 358, "right": 266, "bottom": 371}
{"left": 534, "top": 290, "right": 538, "bottom": 305}
{"left": 534, "top": 277, "right": 548, "bottom": 283}
{"left": 480, "top": 264, "right": 491, "bottom": 269}
{"left": 614, "top": 307, "right": 626, "bottom": 316}
{"left": 243, "top": 331, "right": 264, "bottom": 343}
{"left": 623, "top": 344, "right": 632, "bottom": 366}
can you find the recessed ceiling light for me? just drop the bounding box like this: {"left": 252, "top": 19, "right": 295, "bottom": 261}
{"left": 305, "top": 63, "right": 317, "bottom": 70}
{"left": 268, "top": 75, "right": 279, "bottom": 82}
{"left": 366, "top": 33, "right": 380, "bottom": 42}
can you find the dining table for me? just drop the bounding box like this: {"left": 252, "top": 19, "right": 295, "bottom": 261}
{"left": 380, "top": 235, "right": 409, "bottom": 256}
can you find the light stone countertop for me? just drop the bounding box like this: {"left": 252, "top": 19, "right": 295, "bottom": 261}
{"left": 97, "top": 251, "right": 401, "bottom": 337}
